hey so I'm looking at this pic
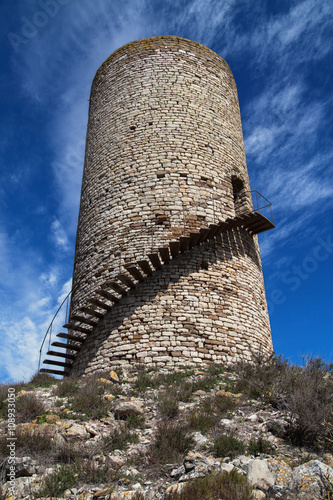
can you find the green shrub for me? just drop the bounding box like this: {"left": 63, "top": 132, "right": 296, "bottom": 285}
{"left": 127, "top": 413, "right": 145, "bottom": 430}
{"left": 102, "top": 427, "right": 139, "bottom": 451}
{"left": 235, "top": 354, "right": 333, "bottom": 450}
{"left": 248, "top": 437, "right": 276, "bottom": 456}
{"left": 192, "top": 374, "right": 217, "bottom": 392}
{"left": 149, "top": 421, "right": 194, "bottom": 465}
{"left": 207, "top": 363, "right": 225, "bottom": 376}
{"left": 29, "top": 372, "right": 57, "bottom": 388}
{"left": 37, "top": 464, "right": 75, "bottom": 498}
{"left": 212, "top": 434, "right": 245, "bottom": 459}
{"left": 69, "top": 379, "right": 110, "bottom": 419}
{"left": 158, "top": 392, "right": 179, "bottom": 419}
{"left": 166, "top": 469, "right": 253, "bottom": 500}
{"left": 54, "top": 377, "right": 80, "bottom": 397}
{"left": 16, "top": 393, "right": 46, "bottom": 423}
{"left": 188, "top": 394, "right": 237, "bottom": 434}
{"left": 74, "top": 456, "right": 115, "bottom": 484}
{"left": 188, "top": 409, "right": 217, "bottom": 434}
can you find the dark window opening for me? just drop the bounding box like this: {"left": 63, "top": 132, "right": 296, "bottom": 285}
{"left": 232, "top": 176, "right": 246, "bottom": 215}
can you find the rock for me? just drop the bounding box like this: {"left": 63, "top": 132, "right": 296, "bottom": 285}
{"left": 266, "top": 418, "right": 289, "bottom": 437}
{"left": 106, "top": 455, "right": 126, "bottom": 469}
{"left": 220, "top": 418, "right": 233, "bottom": 429}
{"left": 268, "top": 456, "right": 293, "bottom": 487}
{"left": 4, "top": 456, "right": 37, "bottom": 478}
{"left": 192, "top": 431, "right": 208, "bottom": 447}
{"left": 288, "top": 460, "right": 333, "bottom": 497}
{"left": 113, "top": 400, "right": 144, "bottom": 419}
{"left": 110, "top": 371, "right": 120, "bottom": 382}
{"left": 247, "top": 459, "right": 275, "bottom": 489}
{"left": 93, "top": 487, "right": 113, "bottom": 497}
{"left": 323, "top": 453, "right": 333, "bottom": 468}
{"left": 231, "top": 455, "right": 252, "bottom": 472}
{"left": 220, "top": 463, "right": 234, "bottom": 473}
{"left": 252, "top": 490, "right": 266, "bottom": 499}
{"left": 170, "top": 466, "right": 185, "bottom": 479}
{"left": 61, "top": 422, "right": 90, "bottom": 440}
{"left": 192, "top": 390, "right": 207, "bottom": 396}
{"left": 97, "top": 377, "right": 112, "bottom": 385}
{"left": 165, "top": 483, "right": 186, "bottom": 495}
{"left": 110, "top": 490, "right": 137, "bottom": 499}
{"left": 43, "top": 413, "right": 60, "bottom": 424}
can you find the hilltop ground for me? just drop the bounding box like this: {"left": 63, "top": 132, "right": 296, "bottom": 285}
{"left": 0, "top": 355, "right": 332, "bottom": 499}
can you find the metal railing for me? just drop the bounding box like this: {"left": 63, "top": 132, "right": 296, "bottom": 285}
{"left": 37, "top": 291, "right": 71, "bottom": 373}
{"left": 250, "top": 190, "right": 274, "bottom": 224}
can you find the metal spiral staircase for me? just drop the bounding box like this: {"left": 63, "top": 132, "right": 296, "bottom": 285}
{"left": 38, "top": 191, "right": 275, "bottom": 377}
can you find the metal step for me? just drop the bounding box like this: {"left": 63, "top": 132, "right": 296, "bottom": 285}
{"left": 69, "top": 315, "right": 98, "bottom": 327}
{"left": 179, "top": 236, "right": 190, "bottom": 252}
{"left": 137, "top": 259, "right": 153, "bottom": 276}
{"left": 63, "top": 323, "right": 92, "bottom": 335}
{"left": 88, "top": 298, "right": 112, "bottom": 311}
{"left": 158, "top": 247, "right": 170, "bottom": 263}
{"left": 103, "top": 281, "right": 127, "bottom": 295}
{"left": 124, "top": 265, "right": 144, "bottom": 282}
{"left": 40, "top": 368, "right": 66, "bottom": 376}
{"left": 116, "top": 273, "right": 136, "bottom": 288}
{"left": 47, "top": 350, "right": 76, "bottom": 361}
{"left": 57, "top": 332, "right": 84, "bottom": 342}
{"left": 79, "top": 307, "right": 104, "bottom": 319}
{"left": 169, "top": 240, "right": 180, "bottom": 258}
{"left": 51, "top": 341, "right": 81, "bottom": 351}
{"left": 43, "top": 359, "right": 73, "bottom": 368}
{"left": 96, "top": 289, "right": 119, "bottom": 303}
{"left": 148, "top": 253, "right": 162, "bottom": 270}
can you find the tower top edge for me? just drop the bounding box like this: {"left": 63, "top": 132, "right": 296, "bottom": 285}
{"left": 93, "top": 36, "right": 233, "bottom": 85}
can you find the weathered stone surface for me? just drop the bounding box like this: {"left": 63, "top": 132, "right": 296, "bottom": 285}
{"left": 247, "top": 459, "right": 275, "bottom": 489}
{"left": 113, "top": 400, "right": 144, "bottom": 419}
{"left": 67, "top": 36, "right": 273, "bottom": 377}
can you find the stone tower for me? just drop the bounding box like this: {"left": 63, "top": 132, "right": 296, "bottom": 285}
{"left": 41, "top": 36, "right": 274, "bottom": 377}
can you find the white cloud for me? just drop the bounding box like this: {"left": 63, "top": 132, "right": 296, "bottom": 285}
{"left": 51, "top": 219, "right": 70, "bottom": 250}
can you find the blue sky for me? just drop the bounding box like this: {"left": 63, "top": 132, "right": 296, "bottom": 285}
{"left": 0, "top": 0, "right": 332, "bottom": 383}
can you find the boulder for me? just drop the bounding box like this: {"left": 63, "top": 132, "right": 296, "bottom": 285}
{"left": 247, "top": 459, "right": 275, "bottom": 489}
{"left": 113, "top": 400, "right": 144, "bottom": 419}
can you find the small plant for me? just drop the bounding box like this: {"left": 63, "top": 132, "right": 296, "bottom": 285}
{"left": 133, "top": 369, "right": 154, "bottom": 393}
{"left": 158, "top": 392, "right": 179, "bottom": 419}
{"left": 8, "top": 427, "right": 54, "bottom": 460}
{"left": 74, "top": 456, "right": 115, "bottom": 484}
{"left": 248, "top": 436, "right": 276, "bottom": 456}
{"left": 166, "top": 469, "right": 253, "bottom": 499}
{"left": 16, "top": 393, "right": 46, "bottom": 423}
{"left": 29, "top": 372, "right": 57, "bottom": 388}
{"left": 37, "top": 413, "right": 48, "bottom": 424}
{"left": 37, "top": 464, "right": 75, "bottom": 498}
{"left": 207, "top": 363, "right": 225, "bottom": 376}
{"left": 54, "top": 377, "right": 79, "bottom": 397}
{"left": 188, "top": 394, "right": 237, "bottom": 434}
{"left": 192, "top": 374, "right": 217, "bottom": 392}
{"left": 149, "top": 421, "right": 194, "bottom": 465}
{"left": 127, "top": 413, "right": 145, "bottom": 430}
{"left": 188, "top": 409, "right": 217, "bottom": 434}
{"left": 212, "top": 433, "right": 245, "bottom": 459}
{"left": 102, "top": 427, "right": 139, "bottom": 451}
{"left": 69, "top": 379, "right": 110, "bottom": 419}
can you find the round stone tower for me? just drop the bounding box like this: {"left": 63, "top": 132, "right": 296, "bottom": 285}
{"left": 58, "top": 36, "right": 274, "bottom": 376}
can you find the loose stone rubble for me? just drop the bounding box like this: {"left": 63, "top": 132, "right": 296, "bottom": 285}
{"left": 1, "top": 368, "right": 332, "bottom": 499}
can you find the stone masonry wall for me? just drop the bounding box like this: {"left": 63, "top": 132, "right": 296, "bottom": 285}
{"left": 69, "top": 36, "right": 273, "bottom": 375}
{"left": 70, "top": 230, "right": 272, "bottom": 376}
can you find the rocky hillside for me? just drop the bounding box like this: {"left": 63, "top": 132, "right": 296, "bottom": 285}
{"left": 0, "top": 357, "right": 332, "bottom": 499}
